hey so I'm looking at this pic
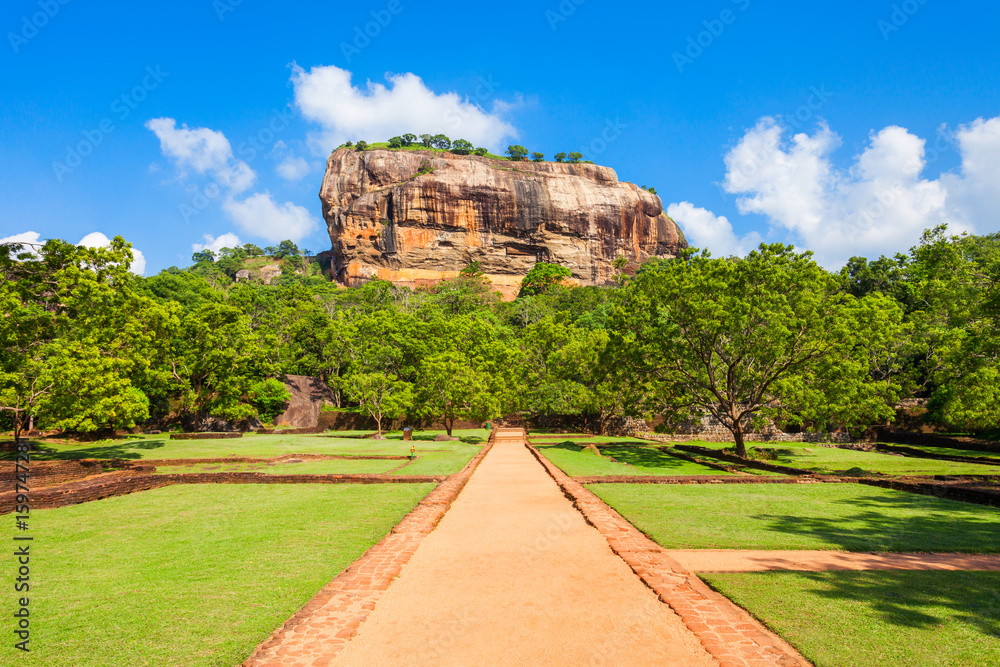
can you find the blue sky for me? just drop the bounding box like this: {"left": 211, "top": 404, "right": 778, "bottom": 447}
{"left": 3, "top": 0, "right": 1000, "bottom": 273}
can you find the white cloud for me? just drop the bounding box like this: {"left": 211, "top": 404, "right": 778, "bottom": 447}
{"left": 667, "top": 202, "right": 762, "bottom": 257}
{"left": 0, "top": 230, "right": 42, "bottom": 246}
{"left": 222, "top": 193, "right": 318, "bottom": 243}
{"left": 146, "top": 117, "right": 256, "bottom": 194}
{"left": 291, "top": 65, "right": 517, "bottom": 152}
{"left": 192, "top": 232, "right": 242, "bottom": 254}
{"left": 78, "top": 232, "right": 147, "bottom": 275}
{"left": 671, "top": 116, "right": 1000, "bottom": 268}
{"left": 276, "top": 155, "right": 311, "bottom": 181}
{"left": 0, "top": 231, "right": 42, "bottom": 257}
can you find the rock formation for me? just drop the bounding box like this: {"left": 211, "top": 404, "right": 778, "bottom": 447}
{"left": 319, "top": 148, "right": 687, "bottom": 298}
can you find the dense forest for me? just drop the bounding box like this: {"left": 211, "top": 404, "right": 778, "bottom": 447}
{"left": 2, "top": 226, "right": 998, "bottom": 454}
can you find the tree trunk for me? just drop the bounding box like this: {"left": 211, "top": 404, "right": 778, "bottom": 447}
{"left": 13, "top": 413, "right": 22, "bottom": 445}
{"left": 733, "top": 425, "right": 748, "bottom": 459}
{"left": 375, "top": 412, "right": 383, "bottom": 437}
{"left": 599, "top": 407, "right": 606, "bottom": 436}
{"left": 445, "top": 417, "right": 453, "bottom": 437}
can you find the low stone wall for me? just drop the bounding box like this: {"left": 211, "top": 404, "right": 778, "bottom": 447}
{"left": 673, "top": 445, "right": 815, "bottom": 476}
{"left": 170, "top": 432, "right": 243, "bottom": 440}
{"left": 0, "top": 459, "right": 108, "bottom": 489}
{"left": 874, "top": 429, "right": 1000, "bottom": 454}
{"left": 859, "top": 477, "right": 1000, "bottom": 508}
{"left": 875, "top": 443, "right": 1000, "bottom": 466}
{"left": 0, "top": 472, "right": 174, "bottom": 511}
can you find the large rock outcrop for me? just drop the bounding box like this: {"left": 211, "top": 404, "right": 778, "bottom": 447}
{"left": 319, "top": 148, "right": 687, "bottom": 298}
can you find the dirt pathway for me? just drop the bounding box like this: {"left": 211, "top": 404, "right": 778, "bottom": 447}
{"left": 665, "top": 549, "right": 1000, "bottom": 573}
{"left": 332, "top": 429, "right": 717, "bottom": 666}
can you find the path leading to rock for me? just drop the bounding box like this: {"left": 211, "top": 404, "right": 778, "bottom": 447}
{"left": 333, "top": 429, "right": 717, "bottom": 666}
{"left": 665, "top": 549, "right": 1000, "bottom": 573}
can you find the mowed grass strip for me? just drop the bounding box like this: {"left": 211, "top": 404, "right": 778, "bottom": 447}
{"left": 589, "top": 483, "right": 1000, "bottom": 552}
{"left": 10, "top": 483, "right": 435, "bottom": 666}
{"left": 537, "top": 442, "right": 729, "bottom": 477}
{"left": 11, "top": 432, "right": 482, "bottom": 476}
{"left": 693, "top": 441, "right": 1000, "bottom": 476}
{"left": 703, "top": 571, "right": 1000, "bottom": 667}
{"left": 152, "top": 458, "right": 404, "bottom": 475}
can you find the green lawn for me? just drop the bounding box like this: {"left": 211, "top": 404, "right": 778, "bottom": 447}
{"left": 884, "top": 443, "right": 1000, "bottom": 461}
{"left": 704, "top": 571, "right": 1000, "bottom": 667}
{"left": 537, "top": 442, "right": 731, "bottom": 477}
{"left": 692, "top": 441, "right": 1000, "bottom": 476}
{"left": 11, "top": 432, "right": 482, "bottom": 471}
{"left": 152, "top": 458, "right": 404, "bottom": 475}
{"left": 590, "top": 483, "right": 1000, "bottom": 552}
{"left": 529, "top": 435, "right": 652, "bottom": 444}
{"left": 6, "top": 483, "right": 435, "bottom": 666}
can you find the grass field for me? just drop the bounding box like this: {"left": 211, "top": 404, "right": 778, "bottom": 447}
{"left": 536, "top": 442, "right": 731, "bottom": 477}
{"left": 704, "top": 571, "right": 1000, "bottom": 667}
{"left": 9, "top": 432, "right": 483, "bottom": 475}
{"left": 152, "top": 458, "right": 405, "bottom": 475}
{"left": 884, "top": 443, "right": 1000, "bottom": 460}
{"left": 693, "top": 441, "right": 1000, "bottom": 476}
{"left": 590, "top": 483, "right": 1000, "bottom": 552}
{"left": 7, "top": 483, "right": 435, "bottom": 666}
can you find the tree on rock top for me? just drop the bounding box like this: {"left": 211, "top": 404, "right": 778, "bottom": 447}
{"left": 519, "top": 262, "right": 573, "bottom": 298}
{"left": 506, "top": 145, "right": 529, "bottom": 161}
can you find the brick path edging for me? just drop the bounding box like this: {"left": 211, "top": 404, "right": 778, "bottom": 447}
{"left": 241, "top": 438, "right": 495, "bottom": 667}
{"left": 527, "top": 443, "right": 811, "bottom": 667}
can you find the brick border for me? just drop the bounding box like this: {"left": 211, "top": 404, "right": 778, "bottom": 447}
{"left": 528, "top": 442, "right": 810, "bottom": 667}
{"left": 242, "top": 437, "right": 495, "bottom": 667}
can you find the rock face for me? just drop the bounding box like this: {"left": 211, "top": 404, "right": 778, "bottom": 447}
{"left": 319, "top": 148, "right": 687, "bottom": 298}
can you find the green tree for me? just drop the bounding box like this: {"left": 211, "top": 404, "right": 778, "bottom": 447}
{"left": 191, "top": 249, "right": 216, "bottom": 264}
{"left": 518, "top": 262, "right": 572, "bottom": 298}
{"left": 612, "top": 245, "right": 905, "bottom": 456}
{"left": 388, "top": 136, "right": 404, "bottom": 148}
{"left": 641, "top": 185, "right": 658, "bottom": 195}
{"left": 474, "top": 147, "right": 488, "bottom": 157}
{"left": 431, "top": 134, "right": 452, "bottom": 150}
{"left": 451, "top": 139, "right": 474, "bottom": 155}
{"left": 554, "top": 152, "right": 567, "bottom": 163}
{"left": 343, "top": 372, "right": 413, "bottom": 437}
{"left": 531, "top": 152, "right": 545, "bottom": 162}
{"left": 355, "top": 140, "right": 369, "bottom": 151}
{"left": 402, "top": 133, "right": 417, "bottom": 146}
{"left": 568, "top": 152, "right": 583, "bottom": 163}
{"left": 506, "top": 145, "right": 529, "bottom": 161}
{"left": 273, "top": 240, "right": 301, "bottom": 260}
{"left": 419, "top": 133, "right": 434, "bottom": 147}
{"left": 249, "top": 378, "right": 291, "bottom": 423}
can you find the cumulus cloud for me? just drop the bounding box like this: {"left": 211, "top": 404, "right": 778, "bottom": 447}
{"left": 147, "top": 120, "right": 321, "bottom": 246}
{"left": 667, "top": 202, "right": 762, "bottom": 257}
{"left": 276, "top": 155, "right": 311, "bottom": 181}
{"left": 0, "top": 230, "right": 42, "bottom": 246}
{"left": 192, "top": 232, "right": 242, "bottom": 254}
{"left": 78, "top": 232, "right": 146, "bottom": 275}
{"left": 222, "top": 193, "right": 318, "bottom": 243}
{"left": 667, "top": 115, "right": 1000, "bottom": 268}
{"left": 146, "top": 118, "right": 256, "bottom": 194}
{"left": 291, "top": 65, "right": 517, "bottom": 151}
